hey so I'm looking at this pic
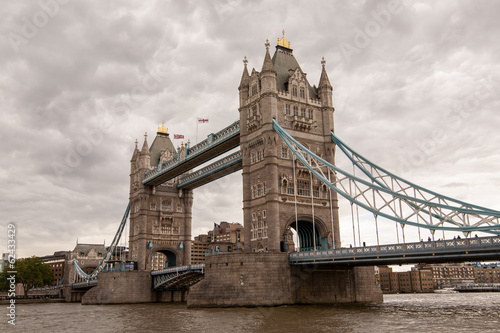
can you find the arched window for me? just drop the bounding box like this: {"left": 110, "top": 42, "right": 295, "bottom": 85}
{"left": 161, "top": 199, "right": 172, "bottom": 211}
{"left": 300, "top": 87, "right": 305, "bottom": 99}
{"left": 292, "top": 86, "right": 297, "bottom": 96}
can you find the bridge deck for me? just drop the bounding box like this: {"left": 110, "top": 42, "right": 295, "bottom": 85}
{"left": 289, "top": 236, "right": 500, "bottom": 266}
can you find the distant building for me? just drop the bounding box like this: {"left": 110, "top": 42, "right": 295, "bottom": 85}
{"left": 1, "top": 253, "right": 9, "bottom": 272}
{"left": 379, "top": 266, "right": 435, "bottom": 293}
{"left": 473, "top": 262, "right": 500, "bottom": 283}
{"left": 415, "top": 263, "right": 475, "bottom": 288}
{"left": 151, "top": 252, "right": 168, "bottom": 270}
{"left": 398, "top": 271, "right": 412, "bottom": 293}
{"left": 379, "top": 262, "right": 500, "bottom": 293}
{"left": 39, "top": 251, "right": 68, "bottom": 286}
{"left": 190, "top": 222, "right": 244, "bottom": 264}
{"left": 191, "top": 234, "right": 211, "bottom": 265}
{"left": 209, "top": 222, "right": 244, "bottom": 254}
{"left": 70, "top": 242, "right": 107, "bottom": 283}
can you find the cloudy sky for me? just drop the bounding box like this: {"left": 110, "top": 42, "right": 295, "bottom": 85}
{"left": 1, "top": 0, "right": 499, "bottom": 258}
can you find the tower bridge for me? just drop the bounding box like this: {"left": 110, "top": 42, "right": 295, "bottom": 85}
{"left": 68, "top": 33, "right": 500, "bottom": 306}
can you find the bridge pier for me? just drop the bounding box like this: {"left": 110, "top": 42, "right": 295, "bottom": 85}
{"left": 188, "top": 253, "right": 295, "bottom": 307}
{"left": 81, "top": 271, "right": 154, "bottom": 304}
{"left": 187, "top": 253, "right": 382, "bottom": 307}
{"left": 293, "top": 265, "right": 382, "bottom": 304}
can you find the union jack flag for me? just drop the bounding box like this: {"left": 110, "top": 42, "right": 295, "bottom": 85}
{"left": 198, "top": 118, "right": 209, "bottom": 123}
{"left": 174, "top": 134, "right": 184, "bottom": 139}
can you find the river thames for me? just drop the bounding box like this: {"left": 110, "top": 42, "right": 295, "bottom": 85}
{"left": 4, "top": 293, "right": 500, "bottom": 332}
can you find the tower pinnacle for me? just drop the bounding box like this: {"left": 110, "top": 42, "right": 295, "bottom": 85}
{"left": 277, "top": 29, "right": 291, "bottom": 49}
{"left": 158, "top": 121, "right": 168, "bottom": 134}
{"left": 319, "top": 57, "right": 332, "bottom": 89}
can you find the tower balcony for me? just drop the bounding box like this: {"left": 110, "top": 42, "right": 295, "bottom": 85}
{"left": 247, "top": 114, "right": 262, "bottom": 132}
{"left": 291, "top": 115, "right": 313, "bottom": 132}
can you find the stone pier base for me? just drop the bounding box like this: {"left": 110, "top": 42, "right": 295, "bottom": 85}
{"left": 188, "top": 253, "right": 295, "bottom": 307}
{"left": 80, "top": 271, "right": 190, "bottom": 304}
{"left": 82, "top": 271, "right": 154, "bottom": 304}
{"left": 187, "top": 253, "right": 382, "bottom": 307}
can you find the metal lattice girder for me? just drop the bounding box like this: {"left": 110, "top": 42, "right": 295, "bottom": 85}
{"left": 73, "top": 204, "right": 130, "bottom": 281}
{"left": 177, "top": 150, "right": 242, "bottom": 189}
{"left": 151, "top": 265, "right": 205, "bottom": 290}
{"left": 143, "top": 120, "right": 240, "bottom": 186}
{"left": 272, "top": 120, "right": 500, "bottom": 234}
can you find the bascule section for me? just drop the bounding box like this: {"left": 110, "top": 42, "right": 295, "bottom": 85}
{"left": 128, "top": 124, "right": 193, "bottom": 271}
{"left": 238, "top": 33, "right": 340, "bottom": 253}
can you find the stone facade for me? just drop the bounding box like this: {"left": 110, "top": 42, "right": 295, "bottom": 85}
{"left": 128, "top": 127, "right": 193, "bottom": 271}
{"left": 187, "top": 253, "right": 382, "bottom": 307}
{"left": 188, "top": 253, "right": 295, "bottom": 307}
{"left": 82, "top": 271, "right": 154, "bottom": 304}
{"left": 238, "top": 36, "right": 340, "bottom": 254}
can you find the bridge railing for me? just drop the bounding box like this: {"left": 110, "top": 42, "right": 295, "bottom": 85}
{"left": 151, "top": 264, "right": 205, "bottom": 276}
{"left": 289, "top": 236, "right": 500, "bottom": 261}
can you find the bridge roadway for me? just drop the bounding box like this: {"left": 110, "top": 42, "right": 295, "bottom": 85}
{"left": 290, "top": 235, "right": 500, "bottom": 266}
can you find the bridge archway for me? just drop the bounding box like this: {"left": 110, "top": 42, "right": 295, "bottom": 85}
{"left": 286, "top": 216, "right": 329, "bottom": 252}
{"left": 148, "top": 248, "right": 179, "bottom": 270}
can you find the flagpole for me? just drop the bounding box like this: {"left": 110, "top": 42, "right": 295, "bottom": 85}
{"left": 196, "top": 118, "right": 198, "bottom": 143}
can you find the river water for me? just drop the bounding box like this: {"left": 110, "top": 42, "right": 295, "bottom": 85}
{"left": 4, "top": 293, "right": 500, "bottom": 332}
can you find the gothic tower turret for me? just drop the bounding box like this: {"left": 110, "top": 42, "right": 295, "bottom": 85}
{"left": 138, "top": 133, "right": 151, "bottom": 170}
{"left": 239, "top": 32, "right": 340, "bottom": 253}
{"left": 238, "top": 57, "right": 250, "bottom": 107}
{"left": 128, "top": 123, "right": 193, "bottom": 271}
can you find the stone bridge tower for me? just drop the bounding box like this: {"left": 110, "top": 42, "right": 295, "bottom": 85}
{"left": 238, "top": 33, "right": 340, "bottom": 253}
{"left": 128, "top": 123, "right": 193, "bottom": 270}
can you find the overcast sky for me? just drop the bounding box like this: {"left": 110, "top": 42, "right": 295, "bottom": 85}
{"left": 1, "top": 0, "right": 499, "bottom": 258}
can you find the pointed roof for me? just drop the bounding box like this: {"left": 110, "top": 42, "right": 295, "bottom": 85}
{"left": 319, "top": 57, "right": 332, "bottom": 89}
{"left": 261, "top": 40, "right": 276, "bottom": 73}
{"left": 271, "top": 44, "right": 317, "bottom": 98}
{"left": 150, "top": 128, "right": 176, "bottom": 166}
{"left": 131, "top": 139, "right": 140, "bottom": 162}
{"left": 140, "top": 132, "right": 150, "bottom": 156}
{"left": 238, "top": 56, "right": 250, "bottom": 89}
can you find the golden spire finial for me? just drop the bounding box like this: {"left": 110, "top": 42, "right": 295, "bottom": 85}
{"left": 277, "top": 29, "right": 291, "bottom": 49}
{"left": 158, "top": 121, "right": 168, "bottom": 134}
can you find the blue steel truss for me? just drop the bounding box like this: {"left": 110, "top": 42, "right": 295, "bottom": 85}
{"left": 273, "top": 120, "right": 500, "bottom": 235}
{"left": 151, "top": 264, "right": 205, "bottom": 290}
{"left": 72, "top": 204, "right": 130, "bottom": 284}
{"left": 143, "top": 120, "right": 240, "bottom": 186}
